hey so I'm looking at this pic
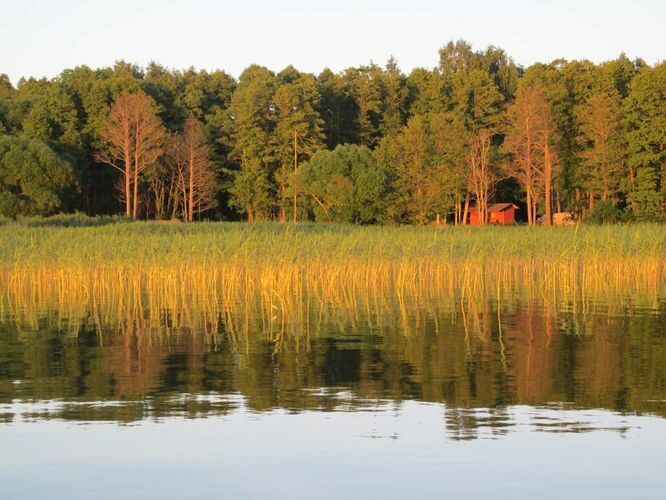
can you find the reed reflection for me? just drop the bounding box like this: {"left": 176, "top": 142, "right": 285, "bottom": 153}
{"left": 1, "top": 291, "right": 664, "bottom": 437}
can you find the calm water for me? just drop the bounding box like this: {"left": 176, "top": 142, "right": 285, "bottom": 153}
{"left": 1, "top": 298, "right": 665, "bottom": 499}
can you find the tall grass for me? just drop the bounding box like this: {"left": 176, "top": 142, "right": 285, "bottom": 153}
{"left": 1, "top": 222, "right": 665, "bottom": 332}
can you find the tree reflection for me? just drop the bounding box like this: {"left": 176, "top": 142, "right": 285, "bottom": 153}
{"left": 1, "top": 296, "right": 664, "bottom": 435}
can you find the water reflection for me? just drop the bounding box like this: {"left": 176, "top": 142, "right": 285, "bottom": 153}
{"left": 1, "top": 296, "right": 664, "bottom": 437}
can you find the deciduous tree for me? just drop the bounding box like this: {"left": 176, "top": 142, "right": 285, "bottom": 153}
{"left": 503, "top": 85, "right": 557, "bottom": 225}
{"left": 0, "top": 135, "right": 79, "bottom": 217}
{"left": 467, "top": 128, "right": 498, "bottom": 225}
{"left": 97, "top": 91, "right": 166, "bottom": 218}
{"left": 172, "top": 115, "right": 217, "bottom": 221}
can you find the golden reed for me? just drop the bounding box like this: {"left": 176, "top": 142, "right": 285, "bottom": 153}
{"left": 2, "top": 255, "right": 664, "bottom": 335}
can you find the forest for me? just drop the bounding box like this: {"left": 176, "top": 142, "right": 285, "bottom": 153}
{"left": 0, "top": 40, "right": 664, "bottom": 225}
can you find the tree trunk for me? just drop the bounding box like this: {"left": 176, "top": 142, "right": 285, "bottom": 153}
{"left": 544, "top": 141, "right": 553, "bottom": 225}
{"left": 133, "top": 160, "right": 139, "bottom": 219}
{"left": 125, "top": 168, "right": 131, "bottom": 217}
{"left": 293, "top": 130, "right": 298, "bottom": 224}
{"left": 188, "top": 145, "right": 194, "bottom": 222}
{"left": 123, "top": 129, "right": 132, "bottom": 217}
{"left": 480, "top": 191, "right": 488, "bottom": 225}
{"left": 575, "top": 188, "right": 581, "bottom": 217}
{"left": 132, "top": 119, "right": 139, "bottom": 219}
{"left": 461, "top": 192, "right": 470, "bottom": 225}
{"left": 279, "top": 167, "right": 286, "bottom": 223}
{"left": 180, "top": 174, "right": 188, "bottom": 222}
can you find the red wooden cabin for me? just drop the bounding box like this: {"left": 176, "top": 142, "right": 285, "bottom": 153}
{"left": 469, "top": 203, "right": 518, "bottom": 225}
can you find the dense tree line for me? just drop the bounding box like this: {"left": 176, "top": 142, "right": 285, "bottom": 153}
{"left": 0, "top": 41, "right": 664, "bottom": 224}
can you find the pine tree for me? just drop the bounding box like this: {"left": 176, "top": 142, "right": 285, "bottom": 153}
{"left": 623, "top": 63, "right": 666, "bottom": 219}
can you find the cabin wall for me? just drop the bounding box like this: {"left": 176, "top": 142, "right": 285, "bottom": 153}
{"left": 469, "top": 206, "right": 516, "bottom": 225}
{"left": 469, "top": 211, "right": 481, "bottom": 225}
{"left": 503, "top": 207, "right": 515, "bottom": 224}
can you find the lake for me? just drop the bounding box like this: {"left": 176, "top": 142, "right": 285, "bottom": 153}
{"left": 1, "top": 292, "right": 665, "bottom": 499}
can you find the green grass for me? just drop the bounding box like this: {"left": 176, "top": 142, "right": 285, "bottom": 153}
{"left": 1, "top": 220, "right": 665, "bottom": 331}
{"left": 2, "top": 220, "right": 665, "bottom": 265}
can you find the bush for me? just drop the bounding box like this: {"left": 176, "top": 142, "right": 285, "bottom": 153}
{"left": 587, "top": 200, "right": 628, "bottom": 224}
{"left": 17, "top": 212, "right": 131, "bottom": 227}
{"left": 0, "top": 135, "right": 80, "bottom": 217}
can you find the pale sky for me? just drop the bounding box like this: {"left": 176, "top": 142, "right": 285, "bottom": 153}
{"left": 2, "top": 0, "right": 665, "bottom": 84}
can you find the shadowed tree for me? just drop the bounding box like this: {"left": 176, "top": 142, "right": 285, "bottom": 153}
{"left": 0, "top": 135, "right": 79, "bottom": 217}
{"left": 378, "top": 57, "right": 409, "bottom": 136}
{"left": 390, "top": 114, "right": 432, "bottom": 224}
{"left": 407, "top": 67, "right": 447, "bottom": 116}
{"left": 346, "top": 65, "right": 382, "bottom": 147}
{"left": 228, "top": 156, "right": 273, "bottom": 221}
{"left": 577, "top": 91, "right": 625, "bottom": 206}
{"left": 272, "top": 71, "right": 324, "bottom": 221}
{"left": 316, "top": 68, "right": 358, "bottom": 148}
{"left": 228, "top": 65, "right": 277, "bottom": 219}
{"left": 429, "top": 112, "right": 468, "bottom": 224}
{"left": 379, "top": 114, "right": 456, "bottom": 224}
{"left": 172, "top": 115, "right": 217, "bottom": 221}
{"left": 623, "top": 62, "right": 666, "bottom": 219}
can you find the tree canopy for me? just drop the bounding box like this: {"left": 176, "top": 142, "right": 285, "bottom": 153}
{"left": 0, "top": 135, "right": 79, "bottom": 217}
{"left": 0, "top": 44, "right": 662, "bottom": 223}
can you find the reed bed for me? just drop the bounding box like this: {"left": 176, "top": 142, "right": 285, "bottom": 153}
{"left": 1, "top": 222, "right": 665, "bottom": 333}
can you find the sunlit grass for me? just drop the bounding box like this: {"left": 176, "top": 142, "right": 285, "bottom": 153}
{"left": 1, "top": 221, "right": 665, "bottom": 333}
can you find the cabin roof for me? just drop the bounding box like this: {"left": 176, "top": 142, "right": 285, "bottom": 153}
{"left": 488, "top": 203, "right": 518, "bottom": 212}
{"left": 470, "top": 203, "right": 518, "bottom": 213}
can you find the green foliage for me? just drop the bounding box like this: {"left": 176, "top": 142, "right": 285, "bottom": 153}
{"left": 407, "top": 67, "right": 446, "bottom": 116}
{"left": 576, "top": 91, "right": 625, "bottom": 197}
{"left": 227, "top": 158, "right": 273, "bottom": 221}
{"left": 299, "top": 144, "right": 388, "bottom": 224}
{"left": 16, "top": 211, "right": 130, "bottom": 227}
{"left": 345, "top": 65, "right": 383, "bottom": 147}
{"left": 0, "top": 135, "right": 79, "bottom": 217}
{"left": 0, "top": 44, "right": 663, "bottom": 223}
{"left": 22, "top": 83, "right": 82, "bottom": 148}
{"left": 0, "top": 74, "right": 13, "bottom": 99}
{"left": 439, "top": 40, "right": 519, "bottom": 98}
{"left": 378, "top": 57, "right": 409, "bottom": 136}
{"left": 627, "top": 165, "right": 662, "bottom": 220}
{"left": 449, "top": 69, "right": 503, "bottom": 131}
{"left": 377, "top": 113, "right": 461, "bottom": 224}
{"left": 586, "top": 200, "right": 628, "bottom": 224}
{"left": 316, "top": 69, "right": 358, "bottom": 148}
{"left": 272, "top": 71, "right": 325, "bottom": 216}
{"left": 623, "top": 63, "right": 666, "bottom": 219}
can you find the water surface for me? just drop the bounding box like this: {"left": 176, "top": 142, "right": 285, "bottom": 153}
{"left": 1, "top": 297, "right": 665, "bottom": 498}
